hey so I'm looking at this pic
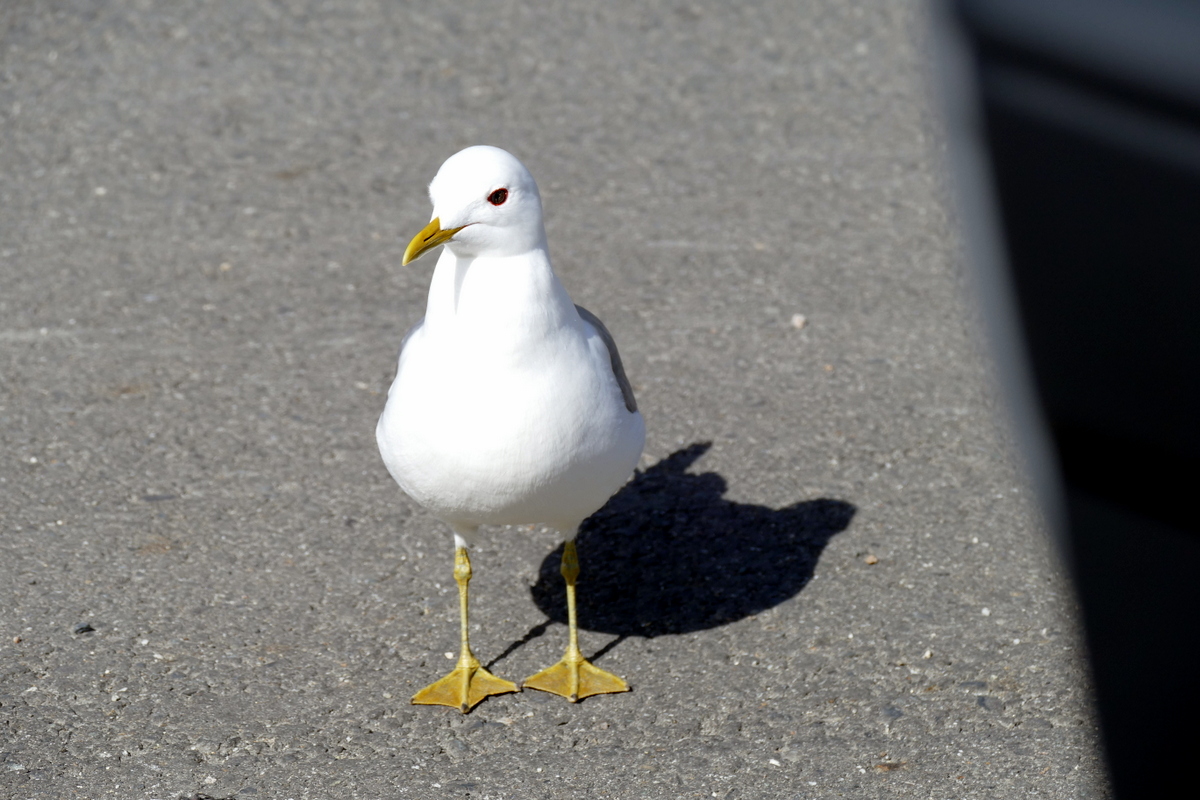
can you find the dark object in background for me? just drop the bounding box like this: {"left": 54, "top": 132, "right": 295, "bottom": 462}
{"left": 934, "top": 1, "right": 1200, "bottom": 797}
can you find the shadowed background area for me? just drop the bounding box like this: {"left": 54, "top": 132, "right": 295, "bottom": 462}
{"left": 533, "top": 443, "right": 855, "bottom": 637}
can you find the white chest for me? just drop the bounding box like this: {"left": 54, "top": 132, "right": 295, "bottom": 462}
{"left": 375, "top": 250, "right": 643, "bottom": 528}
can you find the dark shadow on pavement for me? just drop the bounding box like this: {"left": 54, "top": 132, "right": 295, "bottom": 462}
{"left": 530, "top": 442, "right": 855, "bottom": 638}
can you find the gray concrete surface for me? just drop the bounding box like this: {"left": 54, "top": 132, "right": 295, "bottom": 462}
{"left": 1, "top": 1, "right": 1110, "bottom": 798}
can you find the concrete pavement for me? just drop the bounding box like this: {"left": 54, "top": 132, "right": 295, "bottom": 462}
{"left": 1, "top": 2, "right": 1109, "bottom": 798}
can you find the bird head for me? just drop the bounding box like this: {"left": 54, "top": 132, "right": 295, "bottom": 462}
{"left": 402, "top": 146, "right": 546, "bottom": 265}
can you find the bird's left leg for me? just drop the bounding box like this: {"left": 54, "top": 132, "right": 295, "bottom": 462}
{"left": 523, "top": 538, "right": 629, "bottom": 702}
{"left": 412, "top": 545, "right": 518, "bottom": 713}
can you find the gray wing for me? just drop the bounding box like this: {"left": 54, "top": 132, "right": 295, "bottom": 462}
{"left": 575, "top": 304, "right": 638, "bottom": 414}
{"left": 398, "top": 319, "right": 423, "bottom": 354}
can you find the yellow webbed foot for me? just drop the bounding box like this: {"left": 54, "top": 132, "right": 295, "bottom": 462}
{"left": 412, "top": 662, "right": 518, "bottom": 713}
{"left": 523, "top": 648, "right": 629, "bottom": 703}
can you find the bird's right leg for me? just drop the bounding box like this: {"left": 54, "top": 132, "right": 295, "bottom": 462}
{"left": 412, "top": 545, "right": 518, "bottom": 713}
{"left": 523, "top": 539, "right": 629, "bottom": 702}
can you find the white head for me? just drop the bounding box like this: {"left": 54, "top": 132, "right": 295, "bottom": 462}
{"left": 403, "top": 146, "right": 546, "bottom": 264}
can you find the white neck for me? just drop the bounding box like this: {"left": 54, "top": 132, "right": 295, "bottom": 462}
{"left": 423, "top": 245, "right": 578, "bottom": 344}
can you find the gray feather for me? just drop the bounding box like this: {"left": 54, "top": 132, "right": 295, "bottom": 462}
{"left": 575, "top": 304, "right": 637, "bottom": 414}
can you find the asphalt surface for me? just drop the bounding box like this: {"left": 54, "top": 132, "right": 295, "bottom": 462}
{"left": 1, "top": 2, "right": 1110, "bottom": 798}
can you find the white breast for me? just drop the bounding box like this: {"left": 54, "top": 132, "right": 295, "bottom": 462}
{"left": 376, "top": 249, "right": 644, "bottom": 532}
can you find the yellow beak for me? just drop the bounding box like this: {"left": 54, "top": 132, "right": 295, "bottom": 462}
{"left": 402, "top": 217, "right": 465, "bottom": 265}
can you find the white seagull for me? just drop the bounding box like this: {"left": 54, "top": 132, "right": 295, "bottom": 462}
{"left": 377, "top": 146, "right": 645, "bottom": 712}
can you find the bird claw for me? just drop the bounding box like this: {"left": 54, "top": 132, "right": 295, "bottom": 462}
{"left": 523, "top": 655, "right": 629, "bottom": 702}
{"left": 411, "top": 664, "right": 519, "bottom": 713}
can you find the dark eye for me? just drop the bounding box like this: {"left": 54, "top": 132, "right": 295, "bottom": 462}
{"left": 487, "top": 188, "right": 508, "bottom": 206}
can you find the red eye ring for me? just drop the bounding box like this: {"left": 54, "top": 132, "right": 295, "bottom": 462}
{"left": 487, "top": 188, "right": 508, "bottom": 206}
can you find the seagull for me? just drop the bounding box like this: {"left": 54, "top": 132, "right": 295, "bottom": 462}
{"left": 377, "top": 145, "right": 645, "bottom": 712}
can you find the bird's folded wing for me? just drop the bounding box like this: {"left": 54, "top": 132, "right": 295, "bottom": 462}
{"left": 575, "top": 304, "right": 637, "bottom": 414}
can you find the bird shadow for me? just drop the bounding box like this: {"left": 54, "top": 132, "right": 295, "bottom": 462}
{"left": 516, "top": 442, "right": 855, "bottom": 655}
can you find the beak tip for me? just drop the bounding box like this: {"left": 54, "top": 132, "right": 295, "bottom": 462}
{"left": 402, "top": 217, "right": 464, "bottom": 267}
{"left": 402, "top": 216, "right": 450, "bottom": 267}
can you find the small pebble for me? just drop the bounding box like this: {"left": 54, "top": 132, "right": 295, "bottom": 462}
{"left": 922, "top": 649, "right": 932, "bottom": 659}
{"left": 790, "top": 313, "right": 807, "bottom": 329}
{"left": 72, "top": 622, "right": 95, "bottom": 634}
{"left": 864, "top": 554, "right": 878, "bottom": 565}
{"left": 12, "top": 636, "right": 21, "bottom": 644}
{"left": 981, "top": 608, "right": 991, "bottom": 617}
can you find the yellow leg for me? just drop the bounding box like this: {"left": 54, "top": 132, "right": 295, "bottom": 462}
{"left": 412, "top": 546, "right": 518, "bottom": 713}
{"left": 523, "top": 540, "right": 629, "bottom": 702}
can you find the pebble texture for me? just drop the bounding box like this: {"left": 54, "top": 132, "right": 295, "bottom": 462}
{"left": 0, "top": 1, "right": 1110, "bottom": 798}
